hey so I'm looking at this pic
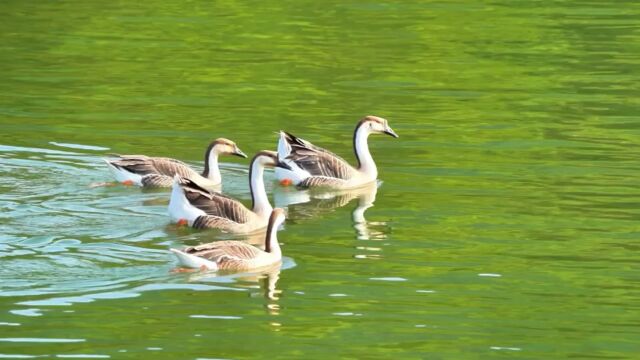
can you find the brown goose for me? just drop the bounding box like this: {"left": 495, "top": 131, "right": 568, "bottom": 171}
{"left": 168, "top": 150, "right": 291, "bottom": 233}
{"left": 276, "top": 115, "right": 398, "bottom": 189}
{"left": 170, "top": 208, "right": 286, "bottom": 271}
{"left": 104, "top": 138, "right": 246, "bottom": 188}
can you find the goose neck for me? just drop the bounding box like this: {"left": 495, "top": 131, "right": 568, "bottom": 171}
{"left": 265, "top": 217, "right": 282, "bottom": 256}
{"left": 354, "top": 126, "right": 377, "bottom": 179}
{"left": 203, "top": 149, "right": 221, "bottom": 183}
{"left": 249, "top": 160, "right": 272, "bottom": 218}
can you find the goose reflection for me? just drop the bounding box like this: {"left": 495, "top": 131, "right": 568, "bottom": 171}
{"left": 274, "top": 181, "right": 387, "bottom": 241}
{"left": 187, "top": 265, "right": 283, "bottom": 315}
{"left": 242, "top": 266, "right": 282, "bottom": 303}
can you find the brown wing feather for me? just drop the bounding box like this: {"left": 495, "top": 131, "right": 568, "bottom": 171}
{"left": 149, "top": 157, "right": 197, "bottom": 177}
{"left": 298, "top": 176, "right": 349, "bottom": 189}
{"left": 141, "top": 174, "right": 174, "bottom": 187}
{"left": 184, "top": 241, "right": 263, "bottom": 261}
{"left": 284, "top": 132, "right": 357, "bottom": 180}
{"left": 192, "top": 215, "right": 240, "bottom": 230}
{"left": 110, "top": 156, "right": 196, "bottom": 177}
{"left": 179, "top": 178, "right": 251, "bottom": 223}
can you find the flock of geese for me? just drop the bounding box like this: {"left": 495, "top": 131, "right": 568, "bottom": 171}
{"left": 104, "top": 115, "right": 398, "bottom": 272}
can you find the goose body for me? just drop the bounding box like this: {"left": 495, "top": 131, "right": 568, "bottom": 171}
{"left": 168, "top": 150, "right": 291, "bottom": 233}
{"left": 276, "top": 115, "right": 398, "bottom": 189}
{"left": 171, "top": 208, "right": 285, "bottom": 271}
{"left": 105, "top": 138, "right": 246, "bottom": 188}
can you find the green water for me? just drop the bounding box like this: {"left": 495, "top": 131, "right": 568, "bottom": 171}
{"left": 1, "top": 0, "right": 639, "bottom": 358}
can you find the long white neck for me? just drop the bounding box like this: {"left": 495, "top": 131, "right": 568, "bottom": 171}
{"left": 354, "top": 126, "right": 377, "bottom": 179}
{"left": 204, "top": 151, "right": 221, "bottom": 183}
{"left": 265, "top": 219, "right": 283, "bottom": 257}
{"left": 250, "top": 161, "right": 272, "bottom": 218}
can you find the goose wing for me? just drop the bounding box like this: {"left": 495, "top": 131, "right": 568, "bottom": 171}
{"left": 141, "top": 173, "right": 174, "bottom": 187}
{"left": 283, "top": 132, "right": 357, "bottom": 180}
{"left": 110, "top": 156, "right": 195, "bottom": 177}
{"left": 192, "top": 215, "right": 241, "bottom": 230}
{"left": 184, "top": 241, "right": 263, "bottom": 261}
{"left": 179, "top": 177, "right": 252, "bottom": 224}
{"left": 298, "top": 176, "right": 349, "bottom": 189}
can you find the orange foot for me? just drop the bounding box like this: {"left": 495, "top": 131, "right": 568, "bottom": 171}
{"left": 176, "top": 219, "right": 188, "bottom": 227}
{"left": 170, "top": 267, "right": 197, "bottom": 273}
{"left": 200, "top": 265, "right": 209, "bottom": 272}
{"left": 279, "top": 178, "right": 293, "bottom": 187}
{"left": 121, "top": 180, "right": 135, "bottom": 186}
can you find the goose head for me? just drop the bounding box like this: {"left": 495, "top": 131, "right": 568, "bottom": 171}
{"left": 209, "top": 138, "right": 247, "bottom": 158}
{"left": 358, "top": 115, "right": 398, "bottom": 138}
{"left": 252, "top": 150, "right": 291, "bottom": 170}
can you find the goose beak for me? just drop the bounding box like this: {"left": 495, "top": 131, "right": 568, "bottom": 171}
{"left": 233, "top": 147, "right": 248, "bottom": 158}
{"left": 384, "top": 126, "right": 399, "bottom": 138}
{"left": 276, "top": 159, "right": 292, "bottom": 171}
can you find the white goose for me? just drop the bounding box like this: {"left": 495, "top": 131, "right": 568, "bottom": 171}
{"left": 171, "top": 208, "right": 285, "bottom": 271}
{"left": 276, "top": 115, "right": 398, "bottom": 189}
{"left": 168, "top": 150, "right": 291, "bottom": 233}
{"left": 104, "top": 138, "right": 246, "bottom": 188}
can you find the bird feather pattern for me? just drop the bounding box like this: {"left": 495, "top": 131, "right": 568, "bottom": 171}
{"left": 183, "top": 241, "right": 265, "bottom": 270}
{"left": 110, "top": 156, "right": 197, "bottom": 178}
{"left": 141, "top": 173, "right": 175, "bottom": 187}
{"left": 283, "top": 132, "right": 357, "bottom": 180}
{"left": 178, "top": 177, "right": 251, "bottom": 224}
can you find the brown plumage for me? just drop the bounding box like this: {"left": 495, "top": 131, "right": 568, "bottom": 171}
{"left": 169, "top": 151, "right": 291, "bottom": 233}
{"left": 111, "top": 156, "right": 195, "bottom": 181}
{"left": 179, "top": 177, "right": 252, "bottom": 224}
{"left": 283, "top": 132, "right": 358, "bottom": 180}
{"left": 277, "top": 115, "right": 398, "bottom": 190}
{"left": 141, "top": 173, "right": 180, "bottom": 187}
{"left": 105, "top": 138, "right": 246, "bottom": 188}
{"left": 191, "top": 215, "right": 238, "bottom": 230}
{"left": 182, "top": 241, "right": 265, "bottom": 271}
{"left": 171, "top": 208, "right": 286, "bottom": 271}
{"left": 298, "top": 176, "right": 349, "bottom": 188}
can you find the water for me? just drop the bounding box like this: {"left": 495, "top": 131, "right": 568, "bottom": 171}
{"left": 1, "top": 0, "right": 639, "bottom": 358}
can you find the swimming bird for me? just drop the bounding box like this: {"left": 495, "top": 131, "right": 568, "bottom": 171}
{"left": 104, "top": 138, "right": 246, "bottom": 188}
{"left": 170, "top": 208, "right": 286, "bottom": 271}
{"left": 168, "top": 150, "right": 291, "bottom": 233}
{"left": 276, "top": 115, "right": 398, "bottom": 189}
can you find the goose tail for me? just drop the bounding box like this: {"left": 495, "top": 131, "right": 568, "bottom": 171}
{"left": 103, "top": 158, "right": 142, "bottom": 185}
{"left": 170, "top": 249, "right": 219, "bottom": 270}
{"left": 277, "top": 131, "right": 291, "bottom": 157}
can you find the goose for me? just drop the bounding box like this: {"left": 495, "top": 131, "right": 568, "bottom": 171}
{"left": 170, "top": 208, "right": 286, "bottom": 271}
{"left": 276, "top": 115, "right": 398, "bottom": 189}
{"left": 168, "top": 150, "right": 291, "bottom": 233}
{"left": 104, "top": 138, "right": 246, "bottom": 188}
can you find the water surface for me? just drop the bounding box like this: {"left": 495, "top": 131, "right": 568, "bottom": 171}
{"left": 1, "top": 0, "right": 639, "bottom": 359}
